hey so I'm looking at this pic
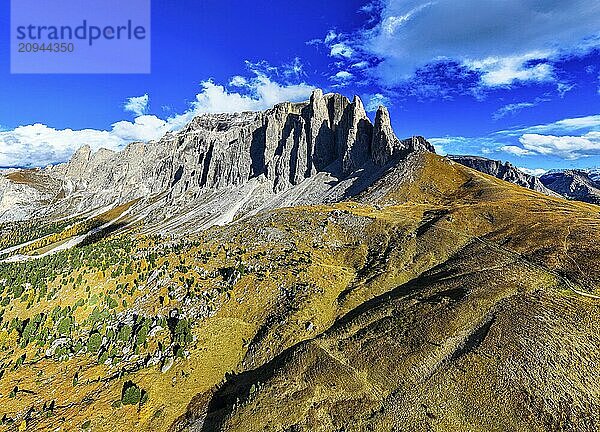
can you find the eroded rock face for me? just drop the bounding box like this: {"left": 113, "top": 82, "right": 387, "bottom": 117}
{"left": 0, "top": 91, "right": 435, "bottom": 228}
{"left": 52, "top": 92, "right": 431, "bottom": 198}
{"left": 371, "top": 106, "right": 435, "bottom": 166}
{"left": 0, "top": 170, "right": 63, "bottom": 222}
{"left": 540, "top": 170, "right": 600, "bottom": 204}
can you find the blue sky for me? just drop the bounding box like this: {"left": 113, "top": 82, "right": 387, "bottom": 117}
{"left": 0, "top": 0, "right": 599, "bottom": 174}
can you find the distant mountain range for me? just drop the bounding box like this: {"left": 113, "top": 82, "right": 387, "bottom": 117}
{"left": 539, "top": 170, "right": 600, "bottom": 205}
{"left": 446, "top": 155, "right": 557, "bottom": 196}
{"left": 449, "top": 155, "right": 600, "bottom": 205}
{"left": 588, "top": 169, "right": 600, "bottom": 183}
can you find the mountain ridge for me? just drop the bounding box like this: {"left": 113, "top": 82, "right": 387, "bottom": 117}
{"left": 447, "top": 155, "right": 558, "bottom": 196}
{"left": 0, "top": 90, "right": 434, "bottom": 235}
{"left": 447, "top": 154, "right": 600, "bottom": 205}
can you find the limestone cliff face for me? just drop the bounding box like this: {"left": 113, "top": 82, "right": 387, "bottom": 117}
{"left": 1, "top": 91, "right": 435, "bottom": 228}
{"left": 0, "top": 170, "right": 63, "bottom": 222}
{"left": 54, "top": 92, "right": 432, "bottom": 203}
{"left": 371, "top": 106, "right": 434, "bottom": 166}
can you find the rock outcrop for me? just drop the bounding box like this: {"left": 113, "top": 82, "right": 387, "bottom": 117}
{"left": 540, "top": 170, "right": 600, "bottom": 204}
{"left": 588, "top": 169, "right": 600, "bottom": 183}
{"left": 0, "top": 170, "right": 63, "bottom": 222}
{"left": 371, "top": 106, "right": 433, "bottom": 166}
{"left": 0, "top": 91, "right": 436, "bottom": 230}
{"left": 54, "top": 91, "right": 432, "bottom": 199}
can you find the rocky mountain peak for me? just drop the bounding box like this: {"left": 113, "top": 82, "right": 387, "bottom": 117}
{"left": 1, "top": 91, "right": 436, "bottom": 229}
{"left": 371, "top": 107, "right": 436, "bottom": 167}
{"left": 64, "top": 144, "right": 92, "bottom": 177}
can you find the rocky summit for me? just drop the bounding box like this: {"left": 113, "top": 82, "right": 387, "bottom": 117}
{"left": 0, "top": 93, "right": 599, "bottom": 432}
{"left": 0, "top": 90, "right": 433, "bottom": 234}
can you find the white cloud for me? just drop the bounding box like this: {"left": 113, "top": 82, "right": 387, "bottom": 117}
{"left": 154, "top": 72, "right": 315, "bottom": 130}
{"left": 427, "top": 139, "right": 446, "bottom": 155}
{"left": 331, "top": 71, "right": 354, "bottom": 82}
{"left": 550, "top": 115, "right": 600, "bottom": 131}
{"left": 518, "top": 167, "right": 547, "bottom": 176}
{"left": 517, "top": 132, "right": 600, "bottom": 159}
{"left": 466, "top": 52, "right": 554, "bottom": 87}
{"left": 0, "top": 124, "right": 123, "bottom": 167}
{"left": 365, "top": 93, "right": 391, "bottom": 112}
{"left": 111, "top": 115, "right": 170, "bottom": 142}
{"left": 312, "top": 31, "right": 361, "bottom": 85}
{"left": 557, "top": 82, "right": 576, "bottom": 97}
{"left": 492, "top": 97, "right": 549, "bottom": 120}
{"left": 493, "top": 102, "right": 537, "bottom": 120}
{"left": 433, "top": 144, "right": 445, "bottom": 155}
{"left": 500, "top": 145, "right": 536, "bottom": 156}
{"left": 124, "top": 94, "right": 149, "bottom": 116}
{"left": 493, "top": 113, "right": 600, "bottom": 159}
{"left": 330, "top": 43, "right": 354, "bottom": 59}
{"left": 351, "top": 61, "right": 370, "bottom": 69}
{"left": 324, "top": 30, "right": 338, "bottom": 44}
{"left": 229, "top": 76, "right": 247, "bottom": 87}
{"left": 191, "top": 81, "right": 262, "bottom": 113}
{"left": 345, "top": 0, "right": 600, "bottom": 87}
{"left": 431, "top": 113, "right": 600, "bottom": 161}
{"left": 381, "top": 2, "right": 434, "bottom": 35}
{"left": 360, "top": 2, "right": 377, "bottom": 14}
{"left": 0, "top": 68, "right": 316, "bottom": 167}
{"left": 0, "top": 116, "right": 173, "bottom": 167}
{"left": 498, "top": 113, "right": 600, "bottom": 159}
{"left": 281, "top": 57, "right": 306, "bottom": 80}
{"left": 183, "top": 77, "right": 313, "bottom": 115}
{"left": 243, "top": 60, "right": 279, "bottom": 76}
{"left": 497, "top": 114, "right": 600, "bottom": 136}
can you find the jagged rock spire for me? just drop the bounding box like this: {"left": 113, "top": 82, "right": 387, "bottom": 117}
{"left": 371, "top": 105, "right": 435, "bottom": 166}
{"left": 371, "top": 105, "right": 400, "bottom": 166}
{"left": 339, "top": 95, "right": 373, "bottom": 174}
{"left": 53, "top": 90, "right": 434, "bottom": 212}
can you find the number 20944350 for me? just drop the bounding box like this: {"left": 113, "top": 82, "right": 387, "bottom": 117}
{"left": 17, "top": 42, "right": 75, "bottom": 53}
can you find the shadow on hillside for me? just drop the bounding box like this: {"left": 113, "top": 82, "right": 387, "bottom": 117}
{"left": 76, "top": 222, "right": 128, "bottom": 248}
{"left": 175, "top": 239, "right": 499, "bottom": 431}
{"left": 182, "top": 258, "right": 462, "bottom": 432}
{"left": 197, "top": 346, "right": 299, "bottom": 432}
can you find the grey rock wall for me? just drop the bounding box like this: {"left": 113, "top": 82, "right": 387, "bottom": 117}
{"left": 0, "top": 90, "right": 435, "bottom": 230}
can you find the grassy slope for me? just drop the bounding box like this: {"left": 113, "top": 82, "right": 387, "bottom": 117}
{"left": 0, "top": 153, "right": 598, "bottom": 431}
{"left": 184, "top": 154, "right": 600, "bottom": 432}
